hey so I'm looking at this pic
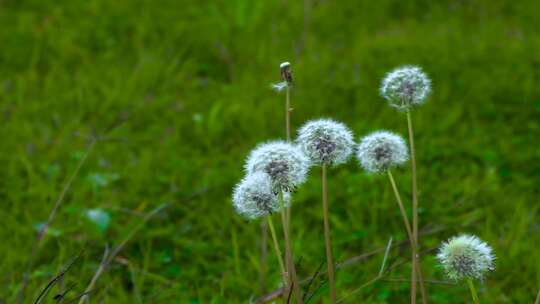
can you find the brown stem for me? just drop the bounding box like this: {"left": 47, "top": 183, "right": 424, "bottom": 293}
{"left": 267, "top": 216, "right": 288, "bottom": 293}
{"left": 285, "top": 86, "right": 291, "bottom": 142}
{"left": 279, "top": 193, "right": 304, "bottom": 304}
{"left": 260, "top": 220, "right": 268, "bottom": 294}
{"left": 322, "top": 164, "right": 337, "bottom": 303}
{"left": 407, "top": 110, "right": 427, "bottom": 304}
{"left": 285, "top": 86, "right": 293, "bottom": 230}
{"left": 388, "top": 170, "right": 428, "bottom": 304}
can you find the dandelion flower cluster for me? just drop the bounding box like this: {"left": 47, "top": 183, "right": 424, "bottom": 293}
{"left": 232, "top": 172, "right": 287, "bottom": 220}
{"left": 245, "top": 141, "right": 309, "bottom": 193}
{"left": 437, "top": 234, "right": 495, "bottom": 281}
{"left": 356, "top": 131, "right": 409, "bottom": 173}
{"left": 297, "top": 119, "right": 354, "bottom": 166}
{"left": 380, "top": 65, "right": 431, "bottom": 111}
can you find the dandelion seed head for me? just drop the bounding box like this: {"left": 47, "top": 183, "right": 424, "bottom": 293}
{"left": 356, "top": 131, "right": 409, "bottom": 173}
{"left": 232, "top": 172, "right": 288, "bottom": 220}
{"left": 297, "top": 119, "right": 354, "bottom": 166}
{"left": 245, "top": 141, "right": 309, "bottom": 193}
{"left": 380, "top": 65, "right": 431, "bottom": 111}
{"left": 437, "top": 234, "right": 495, "bottom": 281}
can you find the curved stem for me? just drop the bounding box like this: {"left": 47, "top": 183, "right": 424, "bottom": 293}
{"left": 267, "top": 216, "right": 287, "bottom": 289}
{"left": 407, "top": 110, "right": 427, "bottom": 304}
{"left": 322, "top": 164, "right": 337, "bottom": 303}
{"left": 279, "top": 193, "right": 304, "bottom": 304}
{"left": 466, "top": 278, "right": 480, "bottom": 304}
{"left": 388, "top": 170, "right": 426, "bottom": 304}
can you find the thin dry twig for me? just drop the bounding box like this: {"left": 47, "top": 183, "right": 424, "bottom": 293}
{"left": 33, "top": 253, "right": 82, "bottom": 304}
{"left": 78, "top": 203, "right": 168, "bottom": 304}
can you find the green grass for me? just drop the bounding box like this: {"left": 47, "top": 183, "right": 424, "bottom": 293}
{"left": 1, "top": 0, "right": 539, "bottom": 303}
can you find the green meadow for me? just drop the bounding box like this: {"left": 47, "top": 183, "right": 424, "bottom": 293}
{"left": 1, "top": 0, "right": 539, "bottom": 303}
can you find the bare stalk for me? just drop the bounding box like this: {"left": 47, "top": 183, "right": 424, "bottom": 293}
{"left": 279, "top": 192, "right": 303, "bottom": 304}
{"left": 535, "top": 289, "right": 540, "bottom": 304}
{"left": 260, "top": 220, "right": 268, "bottom": 294}
{"left": 285, "top": 86, "right": 292, "bottom": 224}
{"left": 267, "top": 216, "right": 288, "bottom": 292}
{"left": 388, "top": 170, "right": 427, "bottom": 304}
{"left": 322, "top": 164, "right": 337, "bottom": 303}
{"left": 406, "top": 110, "right": 427, "bottom": 304}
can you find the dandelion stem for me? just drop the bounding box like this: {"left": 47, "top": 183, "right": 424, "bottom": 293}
{"left": 534, "top": 289, "right": 540, "bottom": 304}
{"left": 279, "top": 192, "right": 304, "bottom": 304}
{"left": 285, "top": 86, "right": 291, "bottom": 142}
{"left": 466, "top": 278, "right": 480, "bottom": 304}
{"left": 406, "top": 110, "right": 427, "bottom": 304}
{"left": 387, "top": 170, "right": 426, "bottom": 304}
{"left": 285, "top": 86, "right": 292, "bottom": 226}
{"left": 267, "top": 216, "right": 288, "bottom": 291}
{"left": 260, "top": 220, "right": 268, "bottom": 294}
{"left": 322, "top": 164, "right": 337, "bottom": 303}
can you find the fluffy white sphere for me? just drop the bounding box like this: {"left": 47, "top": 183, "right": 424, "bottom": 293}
{"left": 244, "top": 141, "right": 309, "bottom": 193}
{"left": 232, "top": 172, "right": 285, "bottom": 220}
{"left": 356, "top": 130, "right": 409, "bottom": 173}
{"left": 297, "top": 119, "right": 354, "bottom": 166}
{"left": 437, "top": 234, "right": 495, "bottom": 281}
{"left": 380, "top": 65, "right": 431, "bottom": 111}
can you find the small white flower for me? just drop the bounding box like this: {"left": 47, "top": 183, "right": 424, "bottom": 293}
{"left": 356, "top": 131, "right": 409, "bottom": 173}
{"left": 232, "top": 172, "right": 286, "bottom": 220}
{"left": 297, "top": 119, "right": 354, "bottom": 166}
{"left": 380, "top": 65, "right": 431, "bottom": 111}
{"left": 437, "top": 234, "right": 495, "bottom": 281}
{"left": 245, "top": 141, "right": 309, "bottom": 193}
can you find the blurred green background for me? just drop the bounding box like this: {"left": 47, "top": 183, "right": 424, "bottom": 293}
{"left": 1, "top": 0, "right": 539, "bottom": 303}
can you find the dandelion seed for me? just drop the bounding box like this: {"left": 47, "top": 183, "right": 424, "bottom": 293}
{"left": 437, "top": 234, "right": 495, "bottom": 281}
{"left": 245, "top": 141, "right": 309, "bottom": 193}
{"left": 272, "top": 81, "right": 288, "bottom": 92}
{"left": 380, "top": 65, "right": 431, "bottom": 111}
{"left": 297, "top": 119, "right": 354, "bottom": 166}
{"left": 232, "top": 172, "right": 288, "bottom": 220}
{"left": 356, "top": 130, "right": 409, "bottom": 173}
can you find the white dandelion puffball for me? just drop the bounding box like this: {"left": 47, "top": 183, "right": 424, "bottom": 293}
{"left": 244, "top": 141, "right": 309, "bottom": 193}
{"left": 232, "top": 172, "right": 286, "bottom": 220}
{"left": 437, "top": 234, "right": 495, "bottom": 281}
{"left": 356, "top": 130, "right": 409, "bottom": 173}
{"left": 297, "top": 119, "right": 355, "bottom": 166}
{"left": 380, "top": 65, "right": 431, "bottom": 111}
